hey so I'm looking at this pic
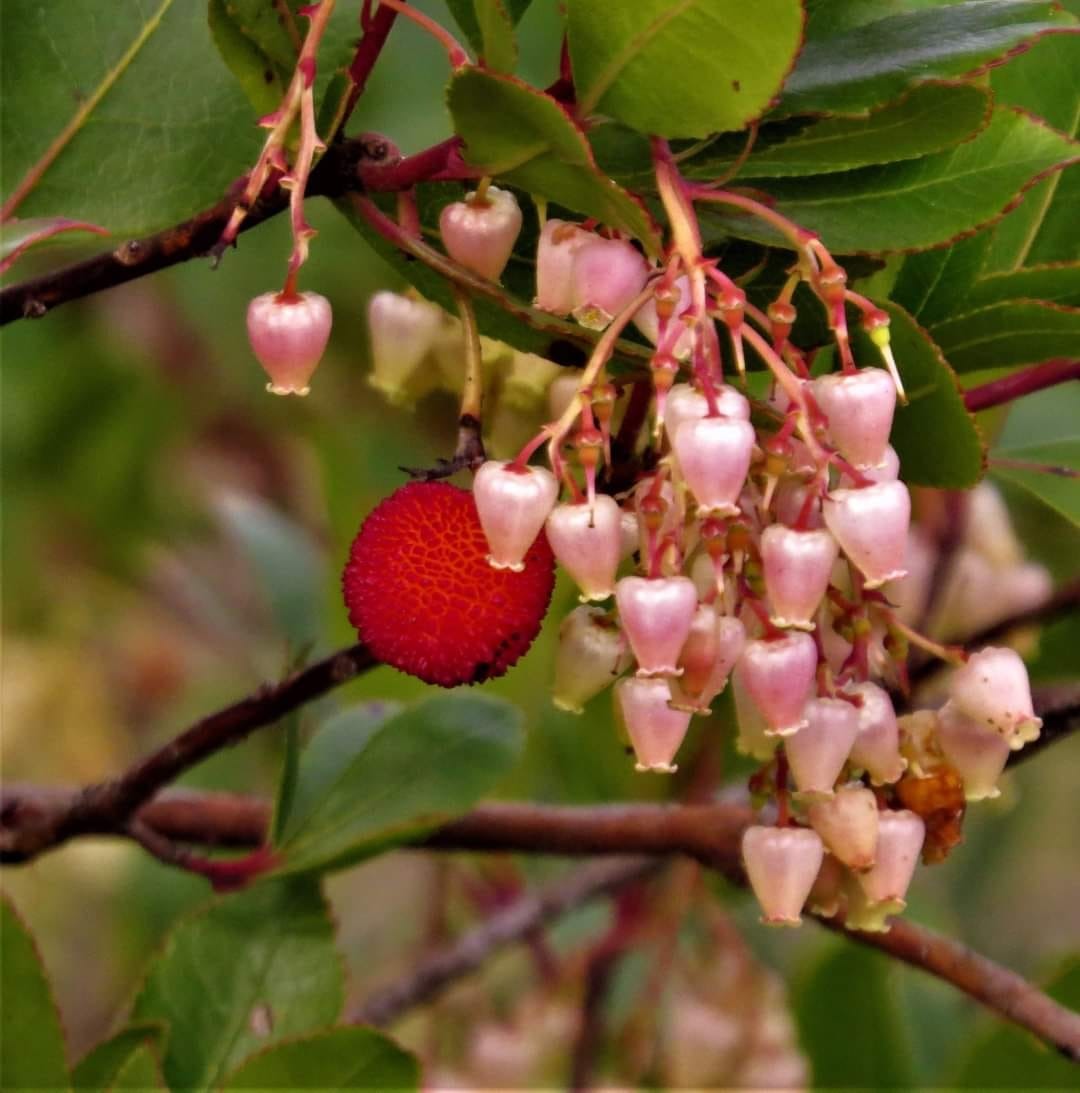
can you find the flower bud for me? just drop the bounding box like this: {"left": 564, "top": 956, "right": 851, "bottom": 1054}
{"left": 857, "top": 809, "right": 924, "bottom": 916}
{"left": 946, "top": 646, "right": 1041, "bottom": 749}
{"left": 772, "top": 478, "right": 824, "bottom": 530}
{"left": 614, "top": 676, "right": 692, "bottom": 772}
{"left": 439, "top": 185, "right": 522, "bottom": 281}
{"left": 615, "top": 575, "right": 699, "bottom": 677}
{"left": 534, "top": 220, "right": 591, "bottom": 315}
{"left": 761, "top": 525, "right": 839, "bottom": 631}
{"left": 247, "top": 290, "right": 332, "bottom": 396}
{"left": 670, "top": 608, "right": 746, "bottom": 712}
{"left": 823, "top": 481, "right": 910, "bottom": 588}
{"left": 936, "top": 703, "right": 1011, "bottom": 801}
{"left": 673, "top": 417, "right": 755, "bottom": 517}
{"left": 474, "top": 460, "right": 559, "bottom": 571}
{"left": 785, "top": 697, "right": 859, "bottom": 799}
{"left": 847, "top": 682, "right": 907, "bottom": 785}
{"left": 634, "top": 275, "right": 693, "bottom": 358}
{"left": 855, "top": 444, "right": 901, "bottom": 485}
{"left": 807, "top": 785, "right": 879, "bottom": 869}
{"left": 812, "top": 367, "right": 897, "bottom": 468}
{"left": 545, "top": 496, "right": 623, "bottom": 602}
{"left": 734, "top": 633, "right": 818, "bottom": 736}
{"left": 366, "top": 291, "right": 442, "bottom": 405}
{"left": 742, "top": 826, "right": 824, "bottom": 926}
{"left": 552, "top": 606, "right": 631, "bottom": 713}
{"left": 570, "top": 236, "right": 649, "bottom": 330}
{"left": 663, "top": 383, "right": 708, "bottom": 440}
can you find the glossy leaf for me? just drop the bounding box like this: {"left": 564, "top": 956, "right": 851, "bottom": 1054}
{"left": 0, "top": 1, "right": 262, "bottom": 236}
{"left": 476, "top": 0, "right": 519, "bottom": 72}
{"left": 720, "top": 109, "right": 1076, "bottom": 253}
{"left": 221, "top": 1027, "right": 420, "bottom": 1090}
{"left": 992, "top": 438, "right": 1080, "bottom": 526}
{"left": 1, "top": 896, "right": 70, "bottom": 1093}
{"left": 727, "top": 82, "right": 991, "bottom": 178}
{"left": 778, "top": 0, "right": 1071, "bottom": 116}
{"left": 445, "top": 0, "right": 533, "bottom": 58}
{"left": 279, "top": 694, "right": 524, "bottom": 874}
{"left": 131, "top": 878, "right": 344, "bottom": 1092}
{"left": 795, "top": 943, "right": 915, "bottom": 1088}
{"left": 72, "top": 1024, "right": 163, "bottom": 1091}
{"left": 929, "top": 300, "right": 1080, "bottom": 372}
{"left": 107, "top": 1044, "right": 165, "bottom": 1091}
{"left": 891, "top": 234, "right": 992, "bottom": 327}
{"left": 447, "top": 68, "right": 660, "bottom": 251}
{"left": 963, "top": 263, "right": 1080, "bottom": 310}
{"left": 208, "top": 0, "right": 289, "bottom": 116}
{"left": 567, "top": 0, "right": 803, "bottom": 138}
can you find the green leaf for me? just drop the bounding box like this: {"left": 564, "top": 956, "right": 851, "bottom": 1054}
{"left": 215, "top": 493, "right": 325, "bottom": 650}
{"left": 795, "top": 942, "right": 915, "bottom": 1089}
{"left": 281, "top": 701, "right": 402, "bottom": 842}
{"left": 220, "top": 1027, "right": 420, "bottom": 1090}
{"left": 73, "top": 1024, "right": 163, "bottom": 1091}
{"left": 962, "top": 263, "right": 1080, "bottom": 310}
{"left": 445, "top": 0, "right": 533, "bottom": 57}
{"left": 272, "top": 712, "right": 303, "bottom": 845}
{"left": 778, "top": 0, "right": 1071, "bottom": 116}
{"left": 279, "top": 694, "right": 524, "bottom": 874}
{"left": 952, "top": 955, "right": 1080, "bottom": 1086}
{"left": 725, "top": 108, "right": 1077, "bottom": 254}
{"left": 891, "top": 233, "right": 992, "bottom": 326}
{"left": 567, "top": 0, "right": 803, "bottom": 139}
{"left": 447, "top": 68, "right": 660, "bottom": 251}
{"left": 991, "top": 438, "right": 1080, "bottom": 526}
{"left": 726, "top": 82, "right": 991, "bottom": 178}
{"left": 208, "top": 0, "right": 289, "bottom": 116}
{"left": 476, "top": 0, "right": 519, "bottom": 73}
{"left": 929, "top": 300, "right": 1080, "bottom": 372}
{"left": 131, "top": 878, "right": 344, "bottom": 1092}
{"left": 107, "top": 1044, "right": 165, "bottom": 1092}
{"left": 0, "top": 1, "right": 262, "bottom": 237}
{"left": 0, "top": 896, "right": 70, "bottom": 1093}
{"left": 852, "top": 301, "right": 985, "bottom": 488}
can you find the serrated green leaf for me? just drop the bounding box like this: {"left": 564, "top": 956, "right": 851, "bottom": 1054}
{"left": 220, "top": 1027, "right": 420, "bottom": 1090}
{"left": 445, "top": 0, "right": 532, "bottom": 56}
{"left": 846, "top": 301, "right": 985, "bottom": 488}
{"left": 962, "top": 263, "right": 1080, "bottom": 310}
{"left": 476, "top": 0, "right": 518, "bottom": 73}
{"left": 951, "top": 956, "right": 1080, "bottom": 1086}
{"left": 279, "top": 694, "right": 524, "bottom": 874}
{"left": 992, "top": 439, "right": 1080, "bottom": 525}
{"left": 131, "top": 878, "right": 344, "bottom": 1092}
{"left": 107, "top": 1043, "right": 165, "bottom": 1092}
{"left": 720, "top": 108, "right": 1077, "bottom": 254}
{"left": 567, "top": 0, "right": 803, "bottom": 139}
{"left": 0, "top": 1, "right": 262, "bottom": 237}
{"left": 447, "top": 68, "right": 660, "bottom": 251}
{"left": 72, "top": 1024, "right": 163, "bottom": 1091}
{"left": 281, "top": 701, "right": 402, "bottom": 842}
{"left": 208, "top": 0, "right": 289, "bottom": 116}
{"left": 891, "top": 233, "right": 992, "bottom": 326}
{"left": 727, "top": 82, "right": 990, "bottom": 178}
{"left": 779, "top": 0, "right": 1071, "bottom": 116}
{"left": 215, "top": 493, "right": 325, "bottom": 650}
{"left": 795, "top": 943, "right": 915, "bottom": 1088}
{"left": 929, "top": 300, "right": 1080, "bottom": 371}
{"left": 1, "top": 896, "right": 70, "bottom": 1093}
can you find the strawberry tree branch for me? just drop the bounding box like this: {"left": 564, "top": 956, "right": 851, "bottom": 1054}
{"left": 963, "top": 358, "right": 1080, "bottom": 413}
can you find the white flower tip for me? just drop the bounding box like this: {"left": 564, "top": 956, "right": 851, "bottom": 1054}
{"left": 486, "top": 554, "right": 525, "bottom": 572}
{"left": 266, "top": 383, "right": 310, "bottom": 396}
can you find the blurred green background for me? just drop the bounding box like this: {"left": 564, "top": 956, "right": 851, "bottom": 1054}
{"left": 2, "top": 2, "right": 1078, "bottom": 1087}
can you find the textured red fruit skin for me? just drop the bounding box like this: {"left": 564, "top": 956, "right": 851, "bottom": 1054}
{"left": 342, "top": 481, "right": 555, "bottom": 687}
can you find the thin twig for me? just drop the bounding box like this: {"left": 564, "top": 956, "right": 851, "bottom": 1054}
{"left": 963, "top": 359, "right": 1080, "bottom": 413}
{"left": 353, "top": 858, "right": 657, "bottom": 1027}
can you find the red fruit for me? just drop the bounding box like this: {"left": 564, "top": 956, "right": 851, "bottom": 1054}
{"left": 342, "top": 481, "right": 555, "bottom": 687}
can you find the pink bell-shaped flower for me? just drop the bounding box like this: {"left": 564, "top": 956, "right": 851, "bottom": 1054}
{"left": 854, "top": 445, "right": 900, "bottom": 485}
{"left": 670, "top": 608, "right": 746, "bottom": 712}
{"left": 936, "top": 703, "right": 1011, "bottom": 802}
{"left": 534, "top": 219, "right": 591, "bottom": 315}
{"left": 742, "top": 825, "right": 825, "bottom": 927}
{"left": 673, "top": 417, "right": 755, "bottom": 517}
{"left": 857, "top": 809, "right": 924, "bottom": 915}
{"left": 663, "top": 383, "right": 708, "bottom": 441}
{"left": 634, "top": 275, "right": 693, "bottom": 358}
{"left": 807, "top": 784, "right": 879, "bottom": 870}
{"left": 761, "top": 525, "right": 839, "bottom": 631}
{"left": 552, "top": 606, "right": 631, "bottom": 713}
{"left": 807, "top": 853, "right": 846, "bottom": 918}
{"left": 847, "top": 682, "right": 907, "bottom": 785}
{"left": 439, "top": 185, "right": 522, "bottom": 281}
{"left": 570, "top": 236, "right": 649, "bottom": 330}
{"left": 366, "top": 291, "right": 442, "bottom": 405}
{"left": 823, "top": 481, "right": 910, "bottom": 588}
{"left": 615, "top": 575, "right": 699, "bottom": 677}
{"left": 946, "top": 646, "right": 1042, "bottom": 749}
{"left": 734, "top": 633, "right": 818, "bottom": 736}
{"left": 773, "top": 478, "right": 824, "bottom": 530}
{"left": 614, "top": 677, "right": 692, "bottom": 772}
{"left": 785, "top": 697, "right": 859, "bottom": 799}
{"left": 714, "top": 384, "right": 751, "bottom": 421}
{"left": 546, "top": 496, "right": 622, "bottom": 602}
{"left": 474, "top": 460, "right": 559, "bottom": 571}
{"left": 247, "top": 290, "right": 332, "bottom": 396}
{"left": 813, "top": 367, "right": 897, "bottom": 469}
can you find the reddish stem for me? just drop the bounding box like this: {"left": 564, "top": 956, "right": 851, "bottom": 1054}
{"left": 963, "top": 359, "right": 1080, "bottom": 413}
